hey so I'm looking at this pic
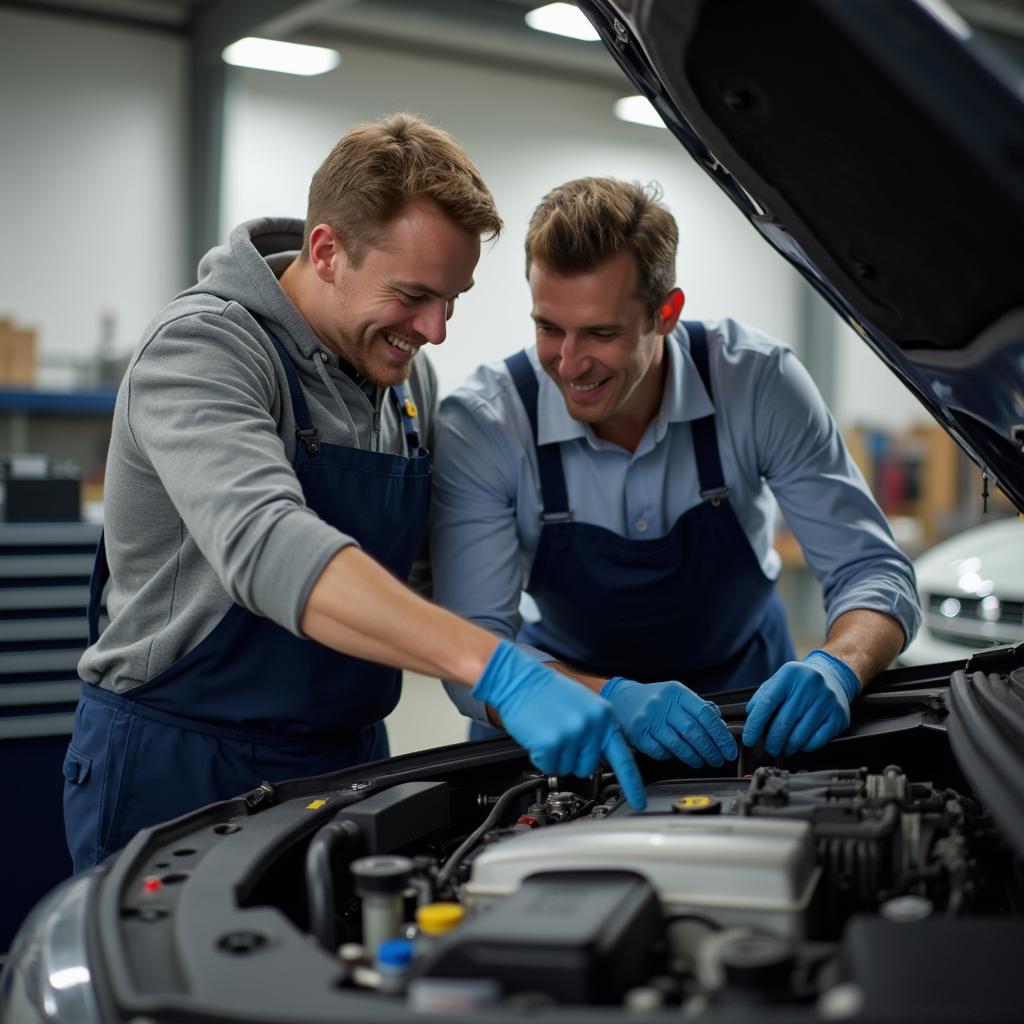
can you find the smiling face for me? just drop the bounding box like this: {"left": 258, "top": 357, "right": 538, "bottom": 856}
{"left": 531, "top": 248, "right": 682, "bottom": 448}
{"left": 310, "top": 198, "right": 480, "bottom": 387}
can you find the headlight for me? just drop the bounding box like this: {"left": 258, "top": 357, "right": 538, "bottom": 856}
{"left": 0, "top": 870, "right": 104, "bottom": 1024}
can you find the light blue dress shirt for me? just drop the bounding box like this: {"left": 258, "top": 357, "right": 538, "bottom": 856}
{"left": 431, "top": 318, "right": 921, "bottom": 723}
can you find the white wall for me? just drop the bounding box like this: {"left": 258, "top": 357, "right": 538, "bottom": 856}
{"left": 221, "top": 39, "right": 804, "bottom": 396}
{"left": 0, "top": 9, "right": 187, "bottom": 384}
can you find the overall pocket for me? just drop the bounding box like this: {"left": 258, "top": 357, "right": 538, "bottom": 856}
{"left": 62, "top": 696, "right": 134, "bottom": 871}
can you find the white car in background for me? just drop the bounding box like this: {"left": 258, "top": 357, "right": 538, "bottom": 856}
{"left": 901, "top": 516, "right": 1024, "bottom": 665}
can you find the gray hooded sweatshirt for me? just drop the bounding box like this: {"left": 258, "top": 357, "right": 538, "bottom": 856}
{"left": 79, "top": 218, "right": 437, "bottom": 693}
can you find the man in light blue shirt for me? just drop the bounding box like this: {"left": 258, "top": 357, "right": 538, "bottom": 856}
{"left": 431, "top": 178, "right": 920, "bottom": 766}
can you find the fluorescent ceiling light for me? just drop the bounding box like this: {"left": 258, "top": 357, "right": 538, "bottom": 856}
{"left": 222, "top": 37, "right": 341, "bottom": 76}
{"left": 614, "top": 95, "right": 667, "bottom": 129}
{"left": 525, "top": 3, "right": 601, "bottom": 42}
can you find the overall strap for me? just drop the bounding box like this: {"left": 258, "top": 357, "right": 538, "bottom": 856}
{"left": 261, "top": 323, "right": 320, "bottom": 455}
{"left": 684, "top": 321, "right": 730, "bottom": 506}
{"left": 504, "top": 350, "right": 572, "bottom": 524}
{"left": 391, "top": 384, "right": 423, "bottom": 456}
{"left": 87, "top": 530, "right": 108, "bottom": 645}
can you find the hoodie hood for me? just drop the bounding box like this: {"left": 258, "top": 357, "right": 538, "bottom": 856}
{"left": 182, "top": 217, "right": 326, "bottom": 365}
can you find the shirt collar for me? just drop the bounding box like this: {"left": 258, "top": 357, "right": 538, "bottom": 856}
{"left": 533, "top": 324, "right": 715, "bottom": 449}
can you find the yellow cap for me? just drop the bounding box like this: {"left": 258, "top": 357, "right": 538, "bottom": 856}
{"left": 404, "top": 398, "right": 418, "bottom": 419}
{"left": 416, "top": 902, "right": 464, "bottom": 935}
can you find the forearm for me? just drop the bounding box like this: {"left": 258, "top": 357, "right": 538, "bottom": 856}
{"left": 551, "top": 661, "right": 607, "bottom": 693}
{"left": 304, "top": 542, "right": 647, "bottom": 810}
{"left": 820, "top": 608, "right": 905, "bottom": 691}
{"left": 300, "top": 546, "right": 498, "bottom": 686}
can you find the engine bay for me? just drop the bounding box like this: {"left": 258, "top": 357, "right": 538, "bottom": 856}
{"left": 15, "top": 659, "right": 1021, "bottom": 1024}
{"left": 305, "top": 763, "right": 1019, "bottom": 1016}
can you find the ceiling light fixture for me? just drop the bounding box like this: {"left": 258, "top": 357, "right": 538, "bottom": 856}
{"left": 524, "top": 3, "right": 601, "bottom": 42}
{"left": 222, "top": 37, "right": 341, "bottom": 76}
{"left": 613, "top": 95, "right": 667, "bottom": 129}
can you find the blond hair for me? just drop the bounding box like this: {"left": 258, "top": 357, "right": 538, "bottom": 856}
{"left": 525, "top": 177, "right": 677, "bottom": 314}
{"left": 303, "top": 113, "right": 501, "bottom": 264}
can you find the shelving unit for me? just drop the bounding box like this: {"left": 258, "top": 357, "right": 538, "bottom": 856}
{"left": 0, "top": 381, "right": 115, "bottom": 950}
{"left": 0, "top": 387, "right": 116, "bottom": 521}
{"left": 0, "top": 521, "right": 101, "bottom": 952}
{"left": 775, "top": 424, "right": 1000, "bottom": 570}
{"left": 773, "top": 423, "right": 987, "bottom": 653}
{"left": 843, "top": 424, "right": 962, "bottom": 548}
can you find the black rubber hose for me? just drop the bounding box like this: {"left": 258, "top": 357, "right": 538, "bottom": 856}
{"left": 305, "top": 818, "right": 363, "bottom": 952}
{"left": 436, "top": 777, "right": 545, "bottom": 892}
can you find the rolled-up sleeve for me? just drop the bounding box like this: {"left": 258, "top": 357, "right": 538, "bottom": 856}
{"left": 754, "top": 347, "right": 921, "bottom": 649}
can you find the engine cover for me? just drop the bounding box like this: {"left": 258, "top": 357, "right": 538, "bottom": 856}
{"left": 464, "top": 815, "right": 820, "bottom": 939}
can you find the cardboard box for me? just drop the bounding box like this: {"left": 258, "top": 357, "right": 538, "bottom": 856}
{"left": 0, "top": 317, "right": 37, "bottom": 387}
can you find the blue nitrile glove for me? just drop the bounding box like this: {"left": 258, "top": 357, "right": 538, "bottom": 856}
{"left": 600, "top": 677, "right": 737, "bottom": 768}
{"left": 742, "top": 650, "right": 861, "bottom": 757}
{"left": 473, "top": 641, "right": 647, "bottom": 809}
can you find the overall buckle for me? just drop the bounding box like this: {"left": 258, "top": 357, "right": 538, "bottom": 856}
{"left": 540, "top": 510, "right": 574, "bottom": 524}
{"left": 700, "top": 485, "right": 730, "bottom": 507}
{"left": 296, "top": 427, "right": 320, "bottom": 455}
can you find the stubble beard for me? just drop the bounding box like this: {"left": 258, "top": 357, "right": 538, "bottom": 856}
{"left": 345, "top": 324, "right": 415, "bottom": 389}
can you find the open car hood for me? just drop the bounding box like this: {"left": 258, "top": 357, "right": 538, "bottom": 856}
{"left": 581, "top": 0, "right": 1024, "bottom": 509}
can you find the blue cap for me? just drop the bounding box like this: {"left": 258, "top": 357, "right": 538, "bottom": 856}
{"left": 377, "top": 938, "right": 414, "bottom": 968}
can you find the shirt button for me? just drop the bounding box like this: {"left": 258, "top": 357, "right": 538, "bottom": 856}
{"left": 635, "top": 518, "right": 649, "bottom": 533}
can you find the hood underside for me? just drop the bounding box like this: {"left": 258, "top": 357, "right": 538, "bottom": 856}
{"left": 583, "top": 0, "right": 1024, "bottom": 509}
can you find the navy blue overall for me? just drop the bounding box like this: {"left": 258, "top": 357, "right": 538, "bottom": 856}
{"left": 471, "top": 321, "right": 792, "bottom": 739}
{"left": 64, "top": 331, "right": 430, "bottom": 870}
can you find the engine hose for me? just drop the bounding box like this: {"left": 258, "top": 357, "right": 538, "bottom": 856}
{"left": 783, "top": 778, "right": 864, "bottom": 794}
{"left": 436, "top": 777, "right": 546, "bottom": 892}
{"left": 305, "top": 817, "right": 363, "bottom": 952}
{"left": 814, "top": 802, "right": 901, "bottom": 840}
{"left": 784, "top": 785, "right": 862, "bottom": 802}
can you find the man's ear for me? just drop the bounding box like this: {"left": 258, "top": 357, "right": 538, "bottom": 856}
{"left": 308, "top": 223, "right": 342, "bottom": 284}
{"left": 656, "top": 288, "right": 685, "bottom": 334}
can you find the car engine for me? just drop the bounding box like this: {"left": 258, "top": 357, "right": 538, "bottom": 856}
{"left": 309, "top": 759, "right": 1020, "bottom": 1016}
{"left": 7, "top": 664, "right": 1022, "bottom": 1024}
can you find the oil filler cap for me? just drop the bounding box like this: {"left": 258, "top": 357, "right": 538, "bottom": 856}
{"left": 671, "top": 794, "right": 721, "bottom": 815}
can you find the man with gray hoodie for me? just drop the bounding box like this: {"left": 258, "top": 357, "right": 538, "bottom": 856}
{"left": 64, "top": 114, "right": 645, "bottom": 871}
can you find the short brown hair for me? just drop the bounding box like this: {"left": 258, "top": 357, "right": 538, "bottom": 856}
{"left": 525, "top": 178, "right": 678, "bottom": 315}
{"left": 303, "top": 113, "right": 502, "bottom": 263}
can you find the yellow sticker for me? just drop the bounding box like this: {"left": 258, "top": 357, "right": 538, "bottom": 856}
{"left": 306, "top": 799, "right": 327, "bottom": 810}
{"left": 404, "top": 398, "right": 418, "bottom": 418}
{"left": 678, "top": 796, "right": 711, "bottom": 808}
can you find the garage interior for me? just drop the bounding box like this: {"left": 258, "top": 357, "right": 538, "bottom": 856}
{"left": 1, "top": 0, "right": 1022, "bottom": 964}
